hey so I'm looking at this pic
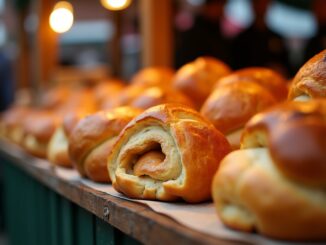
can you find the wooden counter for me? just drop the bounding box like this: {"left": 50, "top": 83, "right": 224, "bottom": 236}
{"left": 0, "top": 142, "right": 247, "bottom": 245}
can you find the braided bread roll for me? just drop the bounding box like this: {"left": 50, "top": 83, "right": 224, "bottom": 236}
{"left": 173, "top": 57, "right": 231, "bottom": 109}
{"left": 212, "top": 100, "right": 326, "bottom": 240}
{"left": 108, "top": 103, "right": 231, "bottom": 202}
{"left": 69, "top": 107, "right": 142, "bottom": 182}
{"left": 289, "top": 49, "right": 326, "bottom": 101}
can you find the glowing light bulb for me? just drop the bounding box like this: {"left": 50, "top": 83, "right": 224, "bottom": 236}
{"left": 100, "top": 0, "right": 132, "bottom": 11}
{"left": 49, "top": 1, "right": 74, "bottom": 33}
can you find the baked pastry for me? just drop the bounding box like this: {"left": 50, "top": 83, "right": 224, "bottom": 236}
{"left": 130, "top": 86, "right": 194, "bottom": 109}
{"left": 22, "top": 110, "right": 61, "bottom": 158}
{"left": 130, "top": 67, "right": 174, "bottom": 88}
{"left": 216, "top": 67, "right": 288, "bottom": 101}
{"left": 69, "top": 107, "right": 142, "bottom": 182}
{"left": 173, "top": 57, "right": 231, "bottom": 109}
{"left": 201, "top": 81, "right": 277, "bottom": 149}
{"left": 0, "top": 106, "right": 30, "bottom": 145}
{"left": 93, "top": 79, "right": 126, "bottom": 108}
{"left": 289, "top": 49, "right": 326, "bottom": 101}
{"left": 212, "top": 100, "right": 326, "bottom": 240}
{"left": 47, "top": 88, "right": 98, "bottom": 167}
{"left": 40, "top": 85, "right": 71, "bottom": 109}
{"left": 108, "top": 103, "right": 231, "bottom": 202}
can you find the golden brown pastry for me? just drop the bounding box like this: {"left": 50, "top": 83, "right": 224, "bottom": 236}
{"left": 200, "top": 81, "right": 277, "bottom": 149}
{"left": 40, "top": 85, "right": 71, "bottom": 109}
{"left": 130, "top": 67, "right": 175, "bottom": 88}
{"left": 212, "top": 100, "right": 326, "bottom": 241}
{"left": 47, "top": 88, "right": 98, "bottom": 167}
{"left": 69, "top": 107, "right": 142, "bottom": 182}
{"left": 22, "top": 110, "right": 61, "bottom": 158}
{"left": 289, "top": 49, "right": 326, "bottom": 101}
{"left": 0, "top": 106, "right": 30, "bottom": 145}
{"left": 173, "top": 57, "right": 231, "bottom": 109}
{"left": 216, "top": 67, "right": 288, "bottom": 101}
{"left": 93, "top": 79, "right": 126, "bottom": 108}
{"left": 130, "top": 86, "right": 194, "bottom": 109}
{"left": 108, "top": 103, "right": 231, "bottom": 202}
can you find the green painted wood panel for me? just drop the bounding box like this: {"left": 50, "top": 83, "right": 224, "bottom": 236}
{"left": 1, "top": 159, "right": 143, "bottom": 245}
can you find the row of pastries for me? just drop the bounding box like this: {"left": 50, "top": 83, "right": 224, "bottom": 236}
{"left": 1, "top": 49, "right": 325, "bottom": 241}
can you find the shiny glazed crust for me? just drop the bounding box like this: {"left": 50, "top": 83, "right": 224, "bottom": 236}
{"left": 69, "top": 107, "right": 142, "bottom": 182}
{"left": 212, "top": 100, "right": 326, "bottom": 240}
{"left": 130, "top": 86, "right": 195, "bottom": 109}
{"left": 200, "top": 81, "right": 277, "bottom": 135}
{"left": 216, "top": 67, "right": 288, "bottom": 101}
{"left": 173, "top": 57, "right": 231, "bottom": 109}
{"left": 289, "top": 50, "right": 326, "bottom": 100}
{"left": 108, "top": 103, "right": 231, "bottom": 202}
{"left": 130, "top": 67, "right": 175, "bottom": 88}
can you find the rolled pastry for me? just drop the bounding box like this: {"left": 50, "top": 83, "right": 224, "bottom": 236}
{"left": 173, "top": 57, "right": 231, "bottom": 109}
{"left": 108, "top": 103, "right": 231, "bottom": 202}
{"left": 212, "top": 100, "right": 326, "bottom": 241}
{"left": 69, "top": 107, "right": 142, "bottom": 182}
{"left": 288, "top": 49, "right": 326, "bottom": 100}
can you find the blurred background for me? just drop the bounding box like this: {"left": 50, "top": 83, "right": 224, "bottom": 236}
{"left": 0, "top": 0, "right": 325, "bottom": 110}
{"left": 0, "top": 0, "right": 325, "bottom": 242}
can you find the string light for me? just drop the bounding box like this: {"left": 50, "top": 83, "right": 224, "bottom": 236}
{"left": 49, "top": 1, "right": 74, "bottom": 33}
{"left": 100, "top": 0, "right": 132, "bottom": 11}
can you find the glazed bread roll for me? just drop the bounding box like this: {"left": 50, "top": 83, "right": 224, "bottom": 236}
{"left": 173, "top": 57, "right": 231, "bottom": 109}
{"left": 23, "top": 110, "right": 61, "bottom": 158}
{"left": 0, "top": 106, "right": 30, "bottom": 145}
{"left": 216, "top": 67, "right": 288, "bottom": 101}
{"left": 212, "top": 100, "right": 326, "bottom": 241}
{"left": 200, "top": 81, "right": 277, "bottom": 149}
{"left": 130, "top": 86, "right": 194, "bottom": 109}
{"left": 108, "top": 103, "right": 231, "bottom": 202}
{"left": 93, "top": 79, "right": 126, "bottom": 108}
{"left": 289, "top": 49, "right": 326, "bottom": 101}
{"left": 47, "top": 88, "right": 98, "bottom": 167}
{"left": 40, "top": 85, "right": 71, "bottom": 109}
{"left": 130, "top": 67, "right": 174, "bottom": 88}
{"left": 69, "top": 107, "right": 142, "bottom": 182}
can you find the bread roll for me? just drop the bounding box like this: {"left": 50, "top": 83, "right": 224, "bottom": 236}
{"left": 289, "top": 49, "right": 326, "bottom": 101}
{"left": 130, "top": 67, "right": 174, "bottom": 88}
{"left": 22, "top": 110, "right": 61, "bottom": 158}
{"left": 47, "top": 88, "right": 98, "bottom": 166}
{"left": 69, "top": 107, "right": 142, "bottom": 182}
{"left": 108, "top": 103, "right": 231, "bottom": 202}
{"left": 212, "top": 100, "right": 326, "bottom": 240}
{"left": 130, "top": 86, "right": 194, "bottom": 109}
{"left": 201, "top": 81, "right": 277, "bottom": 149}
{"left": 0, "top": 106, "right": 30, "bottom": 145}
{"left": 173, "top": 57, "right": 231, "bottom": 109}
{"left": 93, "top": 79, "right": 126, "bottom": 108}
{"left": 216, "top": 67, "right": 288, "bottom": 101}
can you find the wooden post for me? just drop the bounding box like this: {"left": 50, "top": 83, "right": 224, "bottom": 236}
{"left": 139, "top": 0, "right": 173, "bottom": 68}
{"left": 29, "top": 0, "right": 58, "bottom": 105}
{"left": 110, "top": 11, "right": 123, "bottom": 77}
